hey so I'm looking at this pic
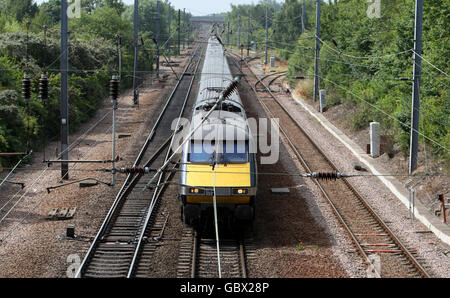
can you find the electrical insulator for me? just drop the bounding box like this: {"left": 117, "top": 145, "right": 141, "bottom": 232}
{"left": 110, "top": 75, "right": 120, "bottom": 101}
{"left": 22, "top": 74, "right": 32, "bottom": 102}
{"left": 119, "top": 167, "right": 153, "bottom": 174}
{"left": 39, "top": 74, "right": 49, "bottom": 102}
{"left": 311, "top": 172, "right": 343, "bottom": 181}
{"left": 133, "top": 89, "right": 139, "bottom": 105}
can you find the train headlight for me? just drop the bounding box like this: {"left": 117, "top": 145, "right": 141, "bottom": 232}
{"left": 189, "top": 188, "right": 204, "bottom": 194}
{"left": 233, "top": 188, "right": 249, "bottom": 195}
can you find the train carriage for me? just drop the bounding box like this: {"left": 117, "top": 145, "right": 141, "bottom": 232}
{"left": 179, "top": 36, "right": 257, "bottom": 228}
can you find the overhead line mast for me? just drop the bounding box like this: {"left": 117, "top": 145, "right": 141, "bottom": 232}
{"left": 247, "top": 9, "right": 251, "bottom": 57}
{"left": 178, "top": 9, "right": 181, "bottom": 54}
{"left": 60, "top": 0, "right": 69, "bottom": 179}
{"left": 313, "top": 0, "right": 321, "bottom": 102}
{"left": 265, "top": 6, "right": 268, "bottom": 65}
{"left": 156, "top": 0, "right": 160, "bottom": 78}
{"left": 301, "top": 0, "right": 306, "bottom": 33}
{"left": 238, "top": 11, "right": 241, "bottom": 50}
{"left": 133, "top": 0, "right": 139, "bottom": 105}
{"left": 183, "top": 8, "right": 186, "bottom": 50}
{"left": 168, "top": 5, "right": 171, "bottom": 61}
{"left": 409, "top": 0, "right": 424, "bottom": 174}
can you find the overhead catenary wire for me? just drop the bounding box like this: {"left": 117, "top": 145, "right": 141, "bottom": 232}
{"left": 266, "top": 43, "right": 404, "bottom": 72}
{"left": 265, "top": 45, "right": 400, "bottom": 75}
{"left": 212, "top": 123, "right": 222, "bottom": 278}
{"left": 110, "top": 166, "right": 450, "bottom": 179}
{"left": 273, "top": 42, "right": 448, "bottom": 99}
{"left": 24, "top": 66, "right": 440, "bottom": 81}
{"left": 410, "top": 49, "right": 449, "bottom": 77}
{"left": 319, "top": 75, "right": 450, "bottom": 153}
{"left": 1, "top": 50, "right": 118, "bottom": 230}
{"left": 11, "top": 35, "right": 437, "bottom": 79}
{"left": 0, "top": 80, "right": 119, "bottom": 241}
{"left": 262, "top": 34, "right": 435, "bottom": 75}
{"left": 0, "top": 167, "right": 103, "bottom": 172}
{"left": 316, "top": 36, "right": 413, "bottom": 60}
{"left": 9, "top": 60, "right": 442, "bottom": 79}
{"left": 142, "top": 76, "right": 240, "bottom": 192}
{"left": 0, "top": 151, "right": 33, "bottom": 191}
{"left": 125, "top": 169, "right": 450, "bottom": 195}
{"left": 247, "top": 35, "right": 410, "bottom": 73}
{"left": 319, "top": 44, "right": 450, "bottom": 82}
{"left": 315, "top": 38, "right": 449, "bottom": 83}
{"left": 268, "top": 40, "right": 314, "bottom": 50}
{"left": 263, "top": 43, "right": 447, "bottom": 80}
{"left": 0, "top": 167, "right": 50, "bottom": 227}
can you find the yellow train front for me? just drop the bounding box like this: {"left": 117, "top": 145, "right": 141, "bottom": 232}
{"left": 179, "top": 36, "right": 257, "bottom": 228}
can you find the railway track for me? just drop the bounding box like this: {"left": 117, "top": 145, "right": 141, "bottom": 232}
{"left": 177, "top": 228, "right": 254, "bottom": 278}
{"left": 75, "top": 39, "right": 206, "bottom": 278}
{"left": 254, "top": 71, "right": 286, "bottom": 92}
{"left": 229, "top": 53, "right": 431, "bottom": 278}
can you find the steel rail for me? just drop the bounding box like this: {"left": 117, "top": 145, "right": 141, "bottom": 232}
{"left": 239, "top": 242, "right": 247, "bottom": 278}
{"left": 75, "top": 43, "right": 201, "bottom": 278}
{"left": 267, "top": 73, "right": 286, "bottom": 89}
{"left": 127, "top": 42, "right": 205, "bottom": 278}
{"left": 191, "top": 231, "right": 198, "bottom": 278}
{"left": 254, "top": 71, "right": 287, "bottom": 90}
{"left": 231, "top": 53, "right": 430, "bottom": 278}
{"left": 190, "top": 235, "right": 247, "bottom": 278}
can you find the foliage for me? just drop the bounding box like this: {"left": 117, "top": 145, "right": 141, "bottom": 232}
{"left": 2, "top": 0, "right": 38, "bottom": 22}
{"left": 224, "top": 2, "right": 279, "bottom": 50}
{"left": 225, "top": 0, "right": 449, "bottom": 162}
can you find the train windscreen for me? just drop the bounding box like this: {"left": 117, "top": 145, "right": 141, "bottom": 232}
{"left": 189, "top": 141, "right": 248, "bottom": 164}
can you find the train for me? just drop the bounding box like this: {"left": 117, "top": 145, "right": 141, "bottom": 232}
{"left": 179, "top": 35, "right": 257, "bottom": 229}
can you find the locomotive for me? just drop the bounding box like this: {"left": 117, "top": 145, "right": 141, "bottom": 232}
{"left": 179, "top": 35, "right": 257, "bottom": 228}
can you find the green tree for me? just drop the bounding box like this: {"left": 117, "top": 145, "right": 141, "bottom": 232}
{"left": 4, "top": 0, "right": 38, "bottom": 22}
{"left": 105, "top": 0, "right": 125, "bottom": 16}
{"left": 38, "top": 0, "right": 61, "bottom": 25}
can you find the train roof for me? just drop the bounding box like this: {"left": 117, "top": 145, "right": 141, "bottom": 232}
{"left": 196, "top": 37, "right": 243, "bottom": 111}
{"left": 189, "top": 111, "right": 250, "bottom": 142}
